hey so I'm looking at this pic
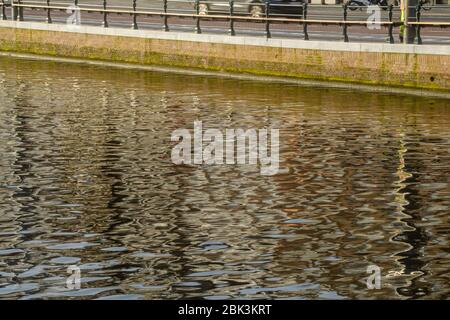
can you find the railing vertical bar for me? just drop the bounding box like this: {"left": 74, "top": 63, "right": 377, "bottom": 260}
{"left": 12, "top": 0, "right": 18, "bottom": 21}
{"left": 103, "top": 0, "right": 108, "bottom": 28}
{"left": 163, "top": 0, "right": 169, "bottom": 32}
{"left": 388, "top": 4, "right": 394, "bottom": 43}
{"left": 343, "top": 4, "right": 349, "bottom": 43}
{"left": 265, "top": 0, "right": 271, "bottom": 39}
{"left": 303, "top": 3, "right": 308, "bottom": 40}
{"left": 229, "top": 0, "right": 235, "bottom": 36}
{"left": 132, "top": 0, "right": 138, "bottom": 30}
{"left": 195, "top": 0, "right": 201, "bottom": 34}
{"left": 46, "top": 0, "right": 52, "bottom": 23}
{"left": 416, "top": 2, "right": 422, "bottom": 44}
{"left": 18, "top": 0, "right": 24, "bottom": 21}
{"left": 1, "top": 0, "right": 7, "bottom": 21}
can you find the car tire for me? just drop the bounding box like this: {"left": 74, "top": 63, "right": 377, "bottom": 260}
{"left": 249, "top": 4, "right": 263, "bottom": 18}
{"left": 347, "top": 0, "right": 360, "bottom": 11}
{"left": 198, "top": 3, "right": 208, "bottom": 16}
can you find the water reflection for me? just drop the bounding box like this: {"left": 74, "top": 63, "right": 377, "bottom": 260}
{"left": 0, "top": 56, "right": 449, "bottom": 299}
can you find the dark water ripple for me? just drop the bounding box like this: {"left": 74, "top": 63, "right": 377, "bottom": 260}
{"left": 0, "top": 56, "right": 449, "bottom": 299}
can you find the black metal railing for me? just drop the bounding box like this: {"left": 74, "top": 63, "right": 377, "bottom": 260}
{"left": 0, "top": 1, "right": 449, "bottom": 44}
{"left": 411, "top": 4, "right": 450, "bottom": 44}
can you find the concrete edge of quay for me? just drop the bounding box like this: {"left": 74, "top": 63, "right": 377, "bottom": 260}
{"left": 0, "top": 20, "right": 450, "bottom": 95}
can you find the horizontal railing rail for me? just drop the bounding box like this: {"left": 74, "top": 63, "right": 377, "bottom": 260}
{"left": 0, "top": 1, "right": 449, "bottom": 44}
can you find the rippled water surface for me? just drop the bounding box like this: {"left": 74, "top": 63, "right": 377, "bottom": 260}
{"left": 0, "top": 56, "right": 449, "bottom": 300}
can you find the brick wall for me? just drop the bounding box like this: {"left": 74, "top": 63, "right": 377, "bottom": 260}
{"left": 0, "top": 24, "right": 449, "bottom": 91}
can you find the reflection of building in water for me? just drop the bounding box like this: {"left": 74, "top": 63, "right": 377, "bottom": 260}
{"left": 390, "top": 130, "right": 449, "bottom": 299}
{"left": 262, "top": 100, "right": 402, "bottom": 299}
{"left": 250, "top": 94, "right": 450, "bottom": 299}
{"left": 0, "top": 66, "right": 186, "bottom": 291}
{"left": 0, "top": 57, "right": 449, "bottom": 298}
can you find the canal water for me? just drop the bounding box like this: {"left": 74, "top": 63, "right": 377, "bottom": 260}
{"left": 0, "top": 56, "right": 449, "bottom": 300}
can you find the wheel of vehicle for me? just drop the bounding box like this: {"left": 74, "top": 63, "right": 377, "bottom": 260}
{"left": 378, "top": 0, "right": 389, "bottom": 10}
{"left": 249, "top": 4, "right": 264, "bottom": 18}
{"left": 198, "top": 3, "right": 208, "bottom": 16}
{"left": 347, "top": 0, "right": 361, "bottom": 11}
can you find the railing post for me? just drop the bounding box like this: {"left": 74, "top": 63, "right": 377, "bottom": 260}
{"left": 102, "top": 0, "right": 108, "bottom": 27}
{"left": 11, "top": 0, "right": 17, "bottom": 21}
{"left": 1, "top": 0, "right": 7, "bottom": 20}
{"left": 132, "top": 0, "right": 138, "bottom": 30}
{"left": 343, "top": 3, "right": 349, "bottom": 42}
{"left": 265, "top": 0, "right": 271, "bottom": 39}
{"left": 229, "top": 0, "right": 235, "bottom": 36}
{"left": 402, "top": 0, "right": 407, "bottom": 43}
{"left": 388, "top": 4, "right": 394, "bottom": 43}
{"left": 162, "top": 0, "right": 169, "bottom": 31}
{"left": 17, "top": 0, "right": 23, "bottom": 21}
{"left": 195, "top": 0, "right": 201, "bottom": 34}
{"left": 415, "top": 2, "right": 422, "bottom": 44}
{"left": 302, "top": 2, "right": 308, "bottom": 40}
{"left": 46, "top": 0, "right": 52, "bottom": 23}
{"left": 403, "top": 0, "right": 417, "bottom": 44}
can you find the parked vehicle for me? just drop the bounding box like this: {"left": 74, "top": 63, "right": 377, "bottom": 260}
{"left": 189, "top": 0, "right": 305, "bottom": 18}
{"left": 347, "top": 0, "right": 389, "bottom": 10}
